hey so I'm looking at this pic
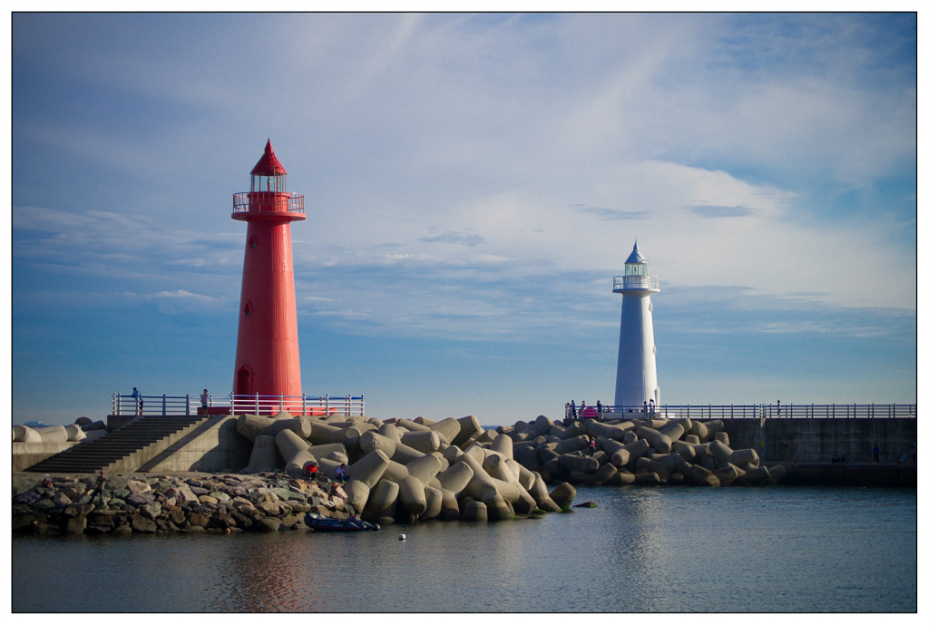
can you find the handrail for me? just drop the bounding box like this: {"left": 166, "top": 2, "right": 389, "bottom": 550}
{"left": 613, "top": 275, "right": 659, "bottom": 292}
{"left": 112, "top": 392, "right": 364, "bottom": 417}
{"left": 564, "top": 403, "right": 916, "bottom": 420}
{"left": 232, "top": 192, "right": 305, "bottom": 215}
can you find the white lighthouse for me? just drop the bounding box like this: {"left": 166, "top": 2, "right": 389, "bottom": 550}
{"left": 613, "top": 241, "right": 660, "bottom": 413}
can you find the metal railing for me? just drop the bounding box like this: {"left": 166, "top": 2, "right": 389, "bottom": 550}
{"left": 613, "top": 275, "right": 660, "bottom": 292}
{"left": 564, "top": 403, "right": 916, "bottom": 420}
{"left": 232, "top": 192, "right": 305, "bottom": 215}
{"left": 112, "top": 393, "right": 364, "bottom": 417}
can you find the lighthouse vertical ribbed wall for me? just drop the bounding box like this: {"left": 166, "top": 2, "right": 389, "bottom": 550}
{"left": 613, "top": 242, "right": 660, "bottom": 411}
{"left": 231, "top": 141, "right": 306, "bottom": 406}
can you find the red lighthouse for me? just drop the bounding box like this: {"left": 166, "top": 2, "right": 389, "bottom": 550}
{"left": 231, "top": 140, "right": 305, "bottom": 408}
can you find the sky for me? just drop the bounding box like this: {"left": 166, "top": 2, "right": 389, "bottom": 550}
{"left": 9, "top": 12, "right": 917, "bottom": 426}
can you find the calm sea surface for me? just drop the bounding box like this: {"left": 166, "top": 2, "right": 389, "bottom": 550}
{"left": 13, "top": 485, "right": 916, "bottom": 612}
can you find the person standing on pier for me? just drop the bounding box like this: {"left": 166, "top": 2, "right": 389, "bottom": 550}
{"left": 200, "top": 389, "right": 209, "bottom": 410}
{"left": 131, "top": 387, "right": 142, "bottom": 415}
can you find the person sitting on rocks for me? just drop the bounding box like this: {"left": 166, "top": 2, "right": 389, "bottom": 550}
{"left": 336, "top": 463, "right": 350, "bottom": 481}
{"left": 303, "top": 461, "right": 319, "bottom": 480}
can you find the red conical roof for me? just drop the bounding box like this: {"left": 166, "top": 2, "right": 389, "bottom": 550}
{"left": 251, "top": 139, "right": 287, "bottom": 176}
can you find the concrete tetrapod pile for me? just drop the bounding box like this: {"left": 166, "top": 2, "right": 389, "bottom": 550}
{"left": 500, "top": 415, "right": 787, "bottom": 488}
{"left": 235, "top": 412, "right": 575, "bottom": 524}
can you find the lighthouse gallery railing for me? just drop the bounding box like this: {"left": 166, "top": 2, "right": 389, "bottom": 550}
{"left": 566, "top": 403, "right": 916, "bottom": 420}
{"left": 112, "top": 393, "right": 363, "bottom": 417}
{"left": 232, "top": 192, "right": 305, "bottom": 215}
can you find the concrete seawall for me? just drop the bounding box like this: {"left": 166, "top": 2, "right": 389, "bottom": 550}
{"left": 716, "top": 418, "right": 916, "bottom": 464}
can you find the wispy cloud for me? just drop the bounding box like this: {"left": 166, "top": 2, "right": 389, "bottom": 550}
{"left": 420, "top": 231, "right": 485, "bottom": 246}
{"left": 575, "top": 206, "right": 650, "bottom": 220}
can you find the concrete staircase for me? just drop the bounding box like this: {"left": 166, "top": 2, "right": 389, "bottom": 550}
{"left": 25, "top": 415, "right": 210, "bottom": 474}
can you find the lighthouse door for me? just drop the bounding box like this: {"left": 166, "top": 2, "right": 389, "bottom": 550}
{"left": 236, "top": 367, "right": 252, "bottom": 395}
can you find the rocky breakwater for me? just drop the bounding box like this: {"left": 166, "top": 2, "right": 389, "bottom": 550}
{"left": 11, "top": 413, "right": 578, "bottom": 535}
{"left": 11, "top": 473, "right": 348, "bottom": 535}
{"left": 503, "top": 416, "right": 787, "bottom": 488}
{"left": 234, "top": 412, "right": 575, "bottom": 525}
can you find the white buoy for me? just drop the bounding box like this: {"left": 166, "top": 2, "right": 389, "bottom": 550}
{"left": 398, "top": 534, "right": 407, "bottom": 541}
{"left": 613, "top": 241, "right": 660, "bottom": 413}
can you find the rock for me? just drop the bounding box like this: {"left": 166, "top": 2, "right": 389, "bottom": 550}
{"left": 187, "top": 512, "right": 210, "bottom": 528}
{"left": 112, "top": 524, "right": 133, "bottom": 535}
{"left": 127, "top": 480, "right": 152, "bottom": 495}
{"left": 14, "top": 491, "right": 41, "bottom": 506}
{"left": 64, "top": 503, "right": 95, "bottom": 518}
{"left": 254, "top": 517, "right": 284, "bottom": 532}
{"left": 125, "top": 492, "right": 156, "bottom": 507}
{"left": 573, "top": 501, "right": 598, "bottom": 508}
{"left": 52, "top": 492, "right": 73, "bottom": 507}
{"left": 140, "top": 503, "right": 162, "bottom": 520}
{"left": 130, "top": 515, "right": 157, "bottom": 533}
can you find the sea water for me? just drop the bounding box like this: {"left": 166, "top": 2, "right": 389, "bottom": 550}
{"left": 12, "top": 485, "right": 916, "bottom": 612}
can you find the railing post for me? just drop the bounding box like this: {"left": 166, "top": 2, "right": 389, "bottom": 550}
{"left": 186, "top": 395, "right": 190, "bottom": 416}
{"left": 348, "top": 394, "right": 352, "bottom": 416}
{"left": 255, "top": 393, "right": 260, "bottom": 415}
{"left": 162, "top": 394, "right": 166, "bottom": 416}
{"left": 114, "top": 393, "right": 120, "bottom": 417}
{"left": 325, "top": 394, "right": 329, "bottom": 415}
{"left": 893, "top": 403, "right": 896, "bottom": 419}
{"left": 279, "top": 393, "right": 284, "bottom": 412}
{"left": 871, "top": 403, "right": 874, "bottom": 419}
{"left": 361, "top": 395, "right": 365, "bottom": 416}
{"left": 302, "top": 393, "right": 306, "bottom": 416}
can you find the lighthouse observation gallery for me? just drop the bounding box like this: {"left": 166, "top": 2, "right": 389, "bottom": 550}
{"left": 613, "top": 242, "right": 660, "bottom": 411}
{"left": 231, "top": 141, "right": 306, "bottom": 403}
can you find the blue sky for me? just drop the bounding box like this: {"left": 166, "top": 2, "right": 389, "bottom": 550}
{"left": 10, "top": 13, "right": 917, "bottom": 426}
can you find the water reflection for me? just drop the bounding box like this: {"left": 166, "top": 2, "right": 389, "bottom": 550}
{"left": 13, "top": 486, "right": 916, "bottom": 612}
